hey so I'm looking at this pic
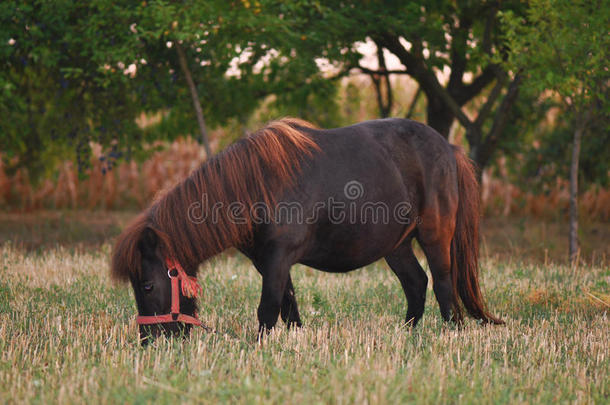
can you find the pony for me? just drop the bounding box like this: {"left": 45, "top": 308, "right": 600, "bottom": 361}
{"left": 111, "top": 118, "right": 503, "bottom": 343}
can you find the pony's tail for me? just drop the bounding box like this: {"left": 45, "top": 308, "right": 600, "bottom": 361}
{"left": 451, "top": 146, "right": 504, "bottom": 325}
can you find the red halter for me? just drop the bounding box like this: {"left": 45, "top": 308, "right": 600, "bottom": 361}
{"left": 136, "top": 258, "right": 203, "bottom": 327}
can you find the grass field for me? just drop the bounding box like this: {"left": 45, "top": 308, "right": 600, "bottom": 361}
{"left": 0, "top": 212, "right": 608, "bottom": 403}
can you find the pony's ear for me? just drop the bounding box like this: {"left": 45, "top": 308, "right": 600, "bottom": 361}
{"left": 138, "top": 227, "right": 158, "bottom": 253}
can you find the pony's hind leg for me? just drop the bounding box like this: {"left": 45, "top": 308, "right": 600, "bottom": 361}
{"left": 280, "top": 275, "right": 302, "bottom": 329}
{"left": 418, "top": 236, "right": 454, "bottom": 323}
{"left": 385, "top": 239, "right": 428, "bottom": 327}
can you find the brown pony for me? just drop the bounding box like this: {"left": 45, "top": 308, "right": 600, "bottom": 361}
{"left": 111, "top": 118, "right": 502, "bottom": 343}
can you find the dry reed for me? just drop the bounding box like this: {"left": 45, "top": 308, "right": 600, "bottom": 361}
{"left": 1, "top": 139, "right": 608, "bottom": 221}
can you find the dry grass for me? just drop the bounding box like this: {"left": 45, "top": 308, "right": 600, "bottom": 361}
{"left": 480, "top": 217, "right": 609, "bottom": 266}
{"left": 0, "top": 235, "right": 608, "bottom": 403}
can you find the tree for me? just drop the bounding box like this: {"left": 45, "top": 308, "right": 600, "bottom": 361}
{"left": 0, "top": 1, "right": 319, "bottom": 178}
{"left": 274, "top": 0, "right": 527, "bottom": 169}
{"left": 130, "top": 0, "right": 283, "bottom": 157}
{"left": 502, "top": 0, "right": 610, "bottom": 263}
{"left": 0, "top": 1, "right": 143, "bottom": 178}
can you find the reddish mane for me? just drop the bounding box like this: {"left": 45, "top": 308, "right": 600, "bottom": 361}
{"left": 111, "top": 118, "right": 319, "bottom": 282}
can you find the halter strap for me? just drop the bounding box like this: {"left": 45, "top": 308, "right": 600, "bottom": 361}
{"left": 136, "top": 258, "right": 203, "bottom": 327}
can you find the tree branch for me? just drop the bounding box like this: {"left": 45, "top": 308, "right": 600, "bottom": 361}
{"left": 356, "top": 66, "right": 409, "bottom": 76}
{"left": 370, "top": 72, "right": 383, "bottom": 116}
{"left": 456, "top": 65, "right": 498, "bottom": 104}
{"left": 475, "top": 73, "right": 523, "bottom": 167}
{"left": 376, "top": 34, "right": 421, "bottom": 75}
{"left": 405, "top": 86, "right": 421, "bottom": 118}
{"left": 378, "top": 33, "right": 473, "bottom": 128}
{"left": 448, "top": 16, "right": 473, "bottom": 95}
{"left": 481, "top": 6, "right": 496, "bottom": 55}
{"left": 376, "top": 44, "right": 393, "bottom": 117}
{"left": 176, "top": 42, "right": 211, "bottom": 157}
{"left": 473, "top": 72, "right": 507, "bottom": 128}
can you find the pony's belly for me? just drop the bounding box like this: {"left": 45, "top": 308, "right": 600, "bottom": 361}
{"left": 299, "top": 256, "right": 381, "bottom": 273}
{"left": 299, "top": 222, "right": 412, "bottom": 273}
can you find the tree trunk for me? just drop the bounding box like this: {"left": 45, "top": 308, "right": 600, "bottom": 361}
{"left": 470, "top": 73, "right": 522, "bottom": 171}
{"left": 569, "top": 114, "right": 585, "bottom": 264}
{"left": 405, "top": 86, "right": 421, "bottom": 119}
{"left": 176, "top": 43, "right": 212, "bottom": 157}
{"left": 426, "top": 94, "right": 455, "bottom": 138}
{"left": 370, "top": 44, "right": 393, "bottom": 118}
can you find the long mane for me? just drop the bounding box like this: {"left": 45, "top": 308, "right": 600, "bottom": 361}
{"left": 111, "top": 118, "right": 319, "bottom": 282}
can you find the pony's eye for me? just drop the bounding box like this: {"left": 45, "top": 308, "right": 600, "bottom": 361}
{"left": 142, "top": 282, "right": 154, "bottom": 293}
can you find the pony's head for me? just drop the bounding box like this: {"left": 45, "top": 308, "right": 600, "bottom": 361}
{"left": 111, "top": 214, "right": 200, "bottom": 345}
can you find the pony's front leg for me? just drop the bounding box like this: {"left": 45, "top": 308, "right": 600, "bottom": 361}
{"left": 255, "top": 253, "right": 293, "bottom": 336}
{"left": 257, "top": 271, "right": 289, "bottom": 335}
{"left": 280, "top": 275, "right": 302, "bottom": 329}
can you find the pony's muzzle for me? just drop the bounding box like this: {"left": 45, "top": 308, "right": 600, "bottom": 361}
{"left": 138, "top": 322, "right": 192, "bottom": 346}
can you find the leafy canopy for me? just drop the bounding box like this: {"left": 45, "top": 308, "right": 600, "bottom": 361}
{"left": 502, "top": 0, "right": 609, "bottom": 110}
{"left": 0, "top": 0, "right": 336, "bottom": 179}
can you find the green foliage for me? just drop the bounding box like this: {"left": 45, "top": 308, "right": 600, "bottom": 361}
{"left": 502, "top": 0, "right": 609, "bottom": 109}
{"left": 0, "top": 0, "right": 338, "bottom": 181}
{"left": 501, "top": 0, "right": 610, "bottom": 188}
{"left": 265, "top": 0, "right": 536, "bottom": 169}
{"left": 518, "top": 115, "right": 610, "bottom": 189}
{"left": 273, "top": 0, "right": 517, "bottom": 81}
{"left": 0, "top": 1, "right": 141, "bottom": 179}
{"left": 2, "top": 0, "right": 608, "bottom": 188}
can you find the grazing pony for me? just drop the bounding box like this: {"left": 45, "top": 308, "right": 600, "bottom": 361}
{"left": 111, "top": 118, "right": 503, "bottom": 343}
